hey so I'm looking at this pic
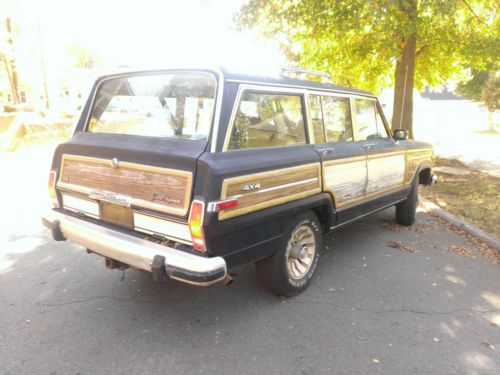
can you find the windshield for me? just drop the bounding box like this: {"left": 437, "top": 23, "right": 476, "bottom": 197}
{"left": 86, "top": 72, "right": 217, "bottom": 140}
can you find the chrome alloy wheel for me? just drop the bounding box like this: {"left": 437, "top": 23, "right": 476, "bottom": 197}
{"left": 286, "top": 225, "right": 316, "bottom": 279}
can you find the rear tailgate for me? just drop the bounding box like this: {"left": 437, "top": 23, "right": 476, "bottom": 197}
{"left": 52, "top": 132, "right": 206, "bottom": 243}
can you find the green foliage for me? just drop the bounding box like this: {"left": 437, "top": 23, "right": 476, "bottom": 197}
{"left": 482, "top": 71, "right": 499, "bottom": 112}
{"left": 457, "top": 70, "right": 500, "bottom": 111}
{"left": 67, "top": 44, "right": 100, "bottom": 69}
{"left": 236, "top": 0, "right": 499, "bottom": 93}
{"left": 456, "top": 70, "right": 489, "bottom": 101}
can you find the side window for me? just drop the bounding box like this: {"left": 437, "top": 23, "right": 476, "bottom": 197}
{"left": 228, "top": 92, "right": 306, "bottom": 150}
{"left": 308, "top": 95, "right": 325, "bottom": 144}
{"left": 375, "top": 104, "right": 389, "bottom": 138}
{"left": 355, "top": 99, "right": 379, "bottom": 140}
{"left": 322, "top": 96, "right": 353, "bottom": 142}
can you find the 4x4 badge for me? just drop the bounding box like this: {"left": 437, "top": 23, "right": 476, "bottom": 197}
{"left": 242, "top": 182, "right": 261, "bottom": 191}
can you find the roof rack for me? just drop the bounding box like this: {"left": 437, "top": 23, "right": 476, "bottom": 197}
{"left": 281, "top": 66, "right": 332, "bottom": 82}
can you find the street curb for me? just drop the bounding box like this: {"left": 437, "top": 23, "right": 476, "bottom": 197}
{"left": 420, "top": 197, "right": 500, "bottom": 251}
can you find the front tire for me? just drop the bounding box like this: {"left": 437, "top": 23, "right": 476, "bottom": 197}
{"left": 255, "top": 211, "right": 322, "bottom": 297}
{"left": 395, "top": 179, "right": 418, "bottom": 226}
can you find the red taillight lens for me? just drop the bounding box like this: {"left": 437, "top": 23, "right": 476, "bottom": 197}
{"left": 188, "top": 200, "right": 205, "bottom": 252}
{"left": 214, "top": 198, "right": 238, "bottom": 211}
{"left": 48, "top": 170, "right": 59, "bottom": 207}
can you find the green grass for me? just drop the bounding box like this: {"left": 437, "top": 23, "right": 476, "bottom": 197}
{"left": 421, "top": 157, "right": 500, "bottom": 238}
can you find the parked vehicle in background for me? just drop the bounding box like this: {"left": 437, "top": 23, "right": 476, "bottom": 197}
{"left": 42, "top": 66, "right": 437, "bottom": 296}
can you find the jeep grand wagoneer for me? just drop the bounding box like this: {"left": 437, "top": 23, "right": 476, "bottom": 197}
{"left": 42, "top": 66, "right": 436, "bottom": 296}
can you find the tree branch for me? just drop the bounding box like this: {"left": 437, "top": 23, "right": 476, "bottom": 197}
{"left": 460, "top": 0, "right": 489, "bottom": 27}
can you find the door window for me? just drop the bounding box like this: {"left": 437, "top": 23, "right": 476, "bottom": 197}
{"left": 354, "top": 99, "right": 379, "bottom": 140}
{"left": 322, "top": 96, "right": 353, "bottom": 142}
{"left": 375, "top": 105, "right": 389, "bottom": 138}
{"left": 308, "top": 95, "right": 325, "bottom": 144}
{"left": 228, "top": 92, "right": 306, "bottom": 150}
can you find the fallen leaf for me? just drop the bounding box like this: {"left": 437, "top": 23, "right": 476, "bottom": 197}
{"left": 372, "top": 358, "right": 380, "bottom": 363}
{"left": 387, "top": 240, "right": 415, "bottom": 253}
{"left": 481, "top": 341, "right": 495, "bottom": 350}
{"left": 409, "top": 223, "right": 430, "bottom": 233}
{"left": 380, "top": 223, "right": 404, "bottom": 232}
{"left": 433, "top": 337, "right": 440, "bottom": 342}
{"left": 448, "top": 245, "right": 475, "bottom": 258}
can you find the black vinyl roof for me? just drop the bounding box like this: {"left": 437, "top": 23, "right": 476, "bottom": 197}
{"left": 97, "top": 66, "right": 375, "bottom": 98}
{"left": 220, "top": 67, "right": 375, "bottom": 97}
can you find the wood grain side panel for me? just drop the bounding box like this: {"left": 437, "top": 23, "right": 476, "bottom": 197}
{"left": 219, "top": 163, "right": 321, "bottom": 220}
{"left": 366, "top": 154, "right": 405, "bottom": 194}
{"left": 405, "top": 149, "right": 433, "bottom": 184}
{"left": 323, "top": 158, "right": 367, "bottom": 208}
{"left": 225, "top": 167, "right": 318, "bottom": 197}
{"left": 57, "top": 154, "right": 193, "bottom": 216}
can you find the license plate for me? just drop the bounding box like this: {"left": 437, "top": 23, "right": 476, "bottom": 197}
{"left": 100, "top": 201, "right": 134, "bottom": 229}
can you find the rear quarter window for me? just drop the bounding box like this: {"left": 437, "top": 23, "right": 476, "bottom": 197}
{"left": 227, "top": 92, "right": 306, "bottom": 150}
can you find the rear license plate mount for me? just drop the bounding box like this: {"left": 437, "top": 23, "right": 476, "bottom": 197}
{"left": 100, "top": 201, "right": 134, "bottom": 229}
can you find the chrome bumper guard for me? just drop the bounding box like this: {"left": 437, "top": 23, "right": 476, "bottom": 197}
{"left": 42, "top": 210, "right": 227, "bottom": 286}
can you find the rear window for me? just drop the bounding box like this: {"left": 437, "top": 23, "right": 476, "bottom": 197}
{"left": 228, "top": 92, "right": 306, "bottom": 150}
{"left": 86, "top": 72, "right": 217, "bottom": 140}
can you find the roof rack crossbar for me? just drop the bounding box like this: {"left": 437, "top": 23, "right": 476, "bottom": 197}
{"left": 281, "top": 66, "right": 331, "bottom": 80}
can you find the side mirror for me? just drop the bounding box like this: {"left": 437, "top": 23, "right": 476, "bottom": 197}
{"left": 393, "top": 129, "right": 408, "bottom": 141}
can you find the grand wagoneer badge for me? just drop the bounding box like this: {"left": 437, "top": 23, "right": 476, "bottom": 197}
{"left": 89, "top": 190, "right": 132, "bottom": 207}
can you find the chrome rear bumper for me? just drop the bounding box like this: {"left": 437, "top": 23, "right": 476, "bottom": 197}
{"left": 42, "top": 210, "right": 227, "bottom": 286}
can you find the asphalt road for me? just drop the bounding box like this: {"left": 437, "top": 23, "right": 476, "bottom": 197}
{"left": 1, "top": 148, "right": 499, "bottom": 375}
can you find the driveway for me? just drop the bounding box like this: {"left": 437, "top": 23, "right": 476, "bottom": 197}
{"left": 1, "top": 147, "right": 499, "bottom": 375}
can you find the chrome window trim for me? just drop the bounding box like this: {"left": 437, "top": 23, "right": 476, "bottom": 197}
{"left": 222, "top": 84, "right": 308, "bottom": 152}
{"left": 351, "top": 96, "right": 381, "bottom": 142}
{"left": 305, "top": 89, "right": 375, "bottom": 101}
{"left": 210, "top": 68, "right": 224, "bottom": 152}
{"left": 304, "top": 92, "right": 315, "bottom": 144}
{"left": 320, "top": 95, "right": 355, "bottom": 144}
{"left": 223, "top": 84, "right": 380, "bottom": 150}
{"left": 225, "top": 79, "right": 376, "bottom": 99}
{"left": 375, "top": 100, "right": 393, "bottom": 138}
{"left": 81, "top": 69, "right": 223, "bottom": 144}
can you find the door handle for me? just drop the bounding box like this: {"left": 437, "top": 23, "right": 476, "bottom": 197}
{"left": 317, "top": 147, "right": 335, "bottom": 155}
{"left": 362, "top": 143, "right": 375, "bottom": 150}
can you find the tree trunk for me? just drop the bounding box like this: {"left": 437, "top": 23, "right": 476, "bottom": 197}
{"left": 391, "top": 1, "right": 417, "bottom": 139}
{"left": 487, "top": 110, "right": 495, "bottom": 133}
{"left": 0, "top": 54, "right": 19, "bottom": 105}
{"left": 5, "top": 17, "right": 20, "bottom": 105}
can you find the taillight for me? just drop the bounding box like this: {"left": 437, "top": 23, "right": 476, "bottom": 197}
{"left": 212, "top": 198, "right": 238, "bottom": 211}
{"left": 188, "top": 200, "right": 206, "bottom": 252}
{"left": 48, "top": 170, "right": 59, "bottom": 207}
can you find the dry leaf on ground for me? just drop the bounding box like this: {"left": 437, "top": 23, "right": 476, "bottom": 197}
{"left": 380, "top": 223, "right": 405, "bottom": 232}
{"left": 387, "top": 240, "right": 416, "bottom": 253}
{"left": 448, "top": 245, "right": 475, "bottom": 258}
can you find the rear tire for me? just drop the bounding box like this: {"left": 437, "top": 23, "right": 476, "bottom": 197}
{"left": 395, "top": 179, "right": 418, "bottom": 226}
{"left": 255, "top": 211, "right": 322, "bottom": 297}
